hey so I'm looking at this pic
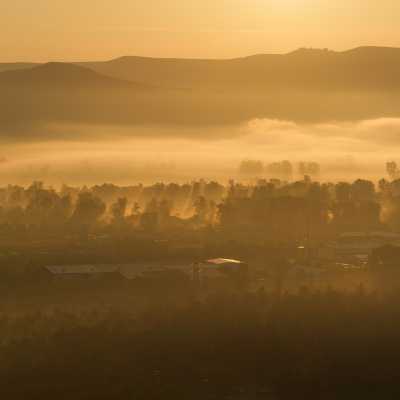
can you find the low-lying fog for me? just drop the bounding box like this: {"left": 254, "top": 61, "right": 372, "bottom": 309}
{"left": 1, "top": 117, "right": 399, "bottom": 186}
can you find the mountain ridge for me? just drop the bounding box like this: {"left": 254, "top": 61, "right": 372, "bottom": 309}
{"left": 2, "top": 45, "right": 400, "bottom": 68}
{"left": 1, "top": 46, "right": 400, "bottom": 93}
{"left": 78, "top": 46, "right": 400, "bottom": 92}
{"left": 1, "top": 47, "right": 400, "bottom": 132}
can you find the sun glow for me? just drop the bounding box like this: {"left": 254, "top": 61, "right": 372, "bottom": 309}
{"left": 1, "top": 0, "right": 400, "bottom": 60}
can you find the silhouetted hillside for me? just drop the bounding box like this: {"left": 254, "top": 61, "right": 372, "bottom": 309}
{"left": 0, "top": 63, "right": 164, "bottom": 135}
{"left": 2, "top": 46, "right": 400, "bottom": 92}
{"left": 0, "top": 62, "right": 152, "bottom": 91}
{"left": 82, "top": 46, "right": 400, "bottom": 92}
{"left": 0, "top": 62, "right": 38, "bottom": 73}
{"left": 1, "top": 47, "right": 400, "bottom": 135}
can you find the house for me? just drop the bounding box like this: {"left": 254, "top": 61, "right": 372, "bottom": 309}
{"left": 369, "top": 245, "right": 400, "bottom": 290}
{"left": 45, "top": 263, "right": 194, "bottom": 281}
{"left": 198, "top": 258, "right": 249, "bottom": 287}
{"left": 44, "top": 260, "right": 250, "bottom": 287}
{"left": 119, "top": 263, "right": 193, "bottom": 280}
{"left": 45, "top": 265, "right": 120, "bottom": 279}
{"left": 334, "top": 231, "right": 400, "bottom": 258}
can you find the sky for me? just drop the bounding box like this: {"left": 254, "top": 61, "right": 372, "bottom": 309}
{"left": 2, "top": 0, "right": 400, "bottom": 61}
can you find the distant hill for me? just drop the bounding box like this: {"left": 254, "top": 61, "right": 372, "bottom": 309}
{"left": 2, "top": 47, "right": 400, "bottom": 136}
{"left": 0, "top": 62, "right": 38, "bottom": 73}
{"left": 81, "top": 46, "right": 400, "bottom": 92}
{"left": 0, "top": 63, "right": 163, "bottom": 135}
{"left": 0, "top": 62, "right": 152, "bottom": 91}
{"left": 3, "top": 46, "right": 400, "bottom": 92}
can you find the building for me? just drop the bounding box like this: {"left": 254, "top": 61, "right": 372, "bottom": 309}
{"left": 45, "top": 263, "right": 194, "bottom": 281}
{"left": 118, "top": 263, "right": 193, "bottom": 280}
{"left": 45, "top": 265, "right": 120, "bottom": 279}
{"left": 198, "top": 258, "right": 249, "bottom": 288}
{"left": 369, "top": 244, "right": 400, "bottom": 290}
{"left": 334, "top": 231, "right": 400, "bottom": 258}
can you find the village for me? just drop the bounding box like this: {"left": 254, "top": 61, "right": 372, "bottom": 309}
{"left": 2, "top": 229, "right": 400, "bottom": 300}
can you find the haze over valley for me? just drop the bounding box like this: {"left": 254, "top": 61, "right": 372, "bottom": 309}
{"left": 6, "top": 2, "right": 400, "bottom": 399}
{"left": 2, "top": 47, "right": 400, "bottom": 184}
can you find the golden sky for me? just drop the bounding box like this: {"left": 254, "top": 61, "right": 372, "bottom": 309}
{"left": 2, "top": 0, "right": 400, "bottom": 61}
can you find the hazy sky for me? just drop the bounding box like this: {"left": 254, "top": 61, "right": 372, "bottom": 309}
{"left": 2, "top": 0, "right": 400, "bottom": 61}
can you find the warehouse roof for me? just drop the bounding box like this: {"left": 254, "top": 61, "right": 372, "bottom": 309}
{"left": 45, "top": 265, "right": 119, "bottom": 275}
{"left": 205, "top": 258, "right": 244, "bottom": 266}
{"left": 46, "top": 263, "right": 192, "bottom": 279}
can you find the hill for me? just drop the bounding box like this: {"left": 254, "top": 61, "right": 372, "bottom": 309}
{"left": 0, "top": 63, "right": 163, "bottom": 135}
{"left": 1, "top": 47, "right": 400, "bottom": 135}
{"left": 0, "top": 62, "right": 38, "bottom": 73}
{"left": 3, "top": 46, "right": 400, "bottom": 92}
{"left": 0, "top": 62, "right": 152, "bottom": 91}
{"left": 82, "top": 46, "right": 400, "bottom": 92}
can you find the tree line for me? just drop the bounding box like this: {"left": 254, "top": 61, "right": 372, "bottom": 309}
{"left": 0, "top": 176, "right": 400, "bottom": 240}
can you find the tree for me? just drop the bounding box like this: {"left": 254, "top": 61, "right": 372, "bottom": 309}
{"left": 193, "top": 196, "right": 209, "bottom": 225}
{"left": 378, "top": 178, "right": 389, "bottom": 194}
{"left": 351, "top": 179, "right": 375, "bottom": 203}
{"left": 387, "top": 161, "right": 399, "bottom": 181}
{"left": 131, "top": 202, "right": 141, "bottom": 216}
{"left": 111, "top": 197, "right": 128, "bottom": 223}
{"left": 267, "top": 161, "right": 293, "bottom": 181}
{"left": 335, "top": 182, "right": 351, "bottom": 203}
{"left": 71, "top": 192, "right": 106, "bottom": 231}
{"left": 239, "top": 160, "right": 264, "bottom": 176}
{"left": 25, "top": 185, "right": 65, "bottom": 230}
{"left": 298, "top": 162, "right": 321, "bottom": 178}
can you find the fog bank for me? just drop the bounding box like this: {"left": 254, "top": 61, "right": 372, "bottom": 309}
{"left": 0, "top": 117, "right": 399, "bottom": 185}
